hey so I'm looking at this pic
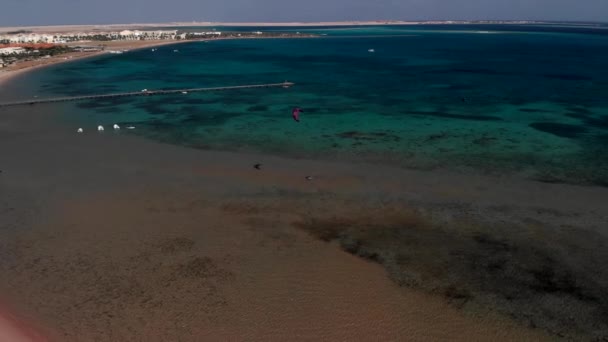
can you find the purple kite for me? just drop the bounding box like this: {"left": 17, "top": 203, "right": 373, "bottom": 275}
{"left": 292, "top": 107, "right": 303, "bottom": 122}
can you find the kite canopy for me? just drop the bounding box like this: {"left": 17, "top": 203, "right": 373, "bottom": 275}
{"left": 292, "top": 107, "right": 303, "bottom": 122}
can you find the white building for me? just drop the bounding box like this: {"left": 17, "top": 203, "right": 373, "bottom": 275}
{"left": 0, "top": 47, "right": 26, "bottom": 55}
{"left": 145, "top": 30, "right": 177, "bottom": 39}
{"left": 118, "top": 30, "right": 177, "bottom": 40}
{"left": 0, "top": 33, "right": 57, "bottom": 43}
{"left": 191, "top": 31, "right": 222, "bottom": 36}
{"left": 0, "top": 29, "right": 179, "bottom": 44}
{"left": 119, "top": 30, "right": 137, "bottom": 39}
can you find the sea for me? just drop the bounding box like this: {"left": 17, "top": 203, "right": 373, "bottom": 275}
{"left": 5, "top": 24, "right": 608, "bottom": 185}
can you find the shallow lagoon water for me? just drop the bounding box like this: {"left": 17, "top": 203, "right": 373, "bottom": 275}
{"left": 10, "top": 25, "right": 608, "bottom": 185}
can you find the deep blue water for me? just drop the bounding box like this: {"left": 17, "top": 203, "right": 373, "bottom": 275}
{"left": 6, "top": 24, "right": 608, "bottom": 185}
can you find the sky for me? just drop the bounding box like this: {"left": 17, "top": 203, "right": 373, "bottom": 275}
{"left": 2, "top": 0, "right": 608, "bottom": 27}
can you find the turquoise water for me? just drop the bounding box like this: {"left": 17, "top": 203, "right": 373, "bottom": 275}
{"left": 8, "top": 25, "right": 608, "bottom": 185}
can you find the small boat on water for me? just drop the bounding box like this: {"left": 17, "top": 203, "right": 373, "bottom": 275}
{"left": 368, "top": 48, "right": 375, "bottom": 53}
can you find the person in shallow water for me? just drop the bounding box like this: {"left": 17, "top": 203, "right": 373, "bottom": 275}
{"left": 292, "top": 107, "right": 303, "bottom": 122}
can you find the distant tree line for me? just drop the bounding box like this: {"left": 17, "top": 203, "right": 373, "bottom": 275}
{"left": 1, "top": 46, "right": 75, "bottom": 59}
{"left": 6, "top": 30, "right": 32, "bottom": 34}
{"left": 26, "top": 46, "right": 74, "bottom": 56}
{"left": 87, "top": 35, "right": 115, "bottom": 41}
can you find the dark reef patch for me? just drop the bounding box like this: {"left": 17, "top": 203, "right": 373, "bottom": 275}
{"left": 134, "top": 101, "right": 173, "bottom": 115}
{"left": 529, "top": 122, "right": 588, "bottom": 138}
{"left": 567, "top": 107, "right": 592, "bottom": 115}
{"left": 294, "top": 208, "right": 608, "bottom": 340}
{"left": 407, "top": 110, "right": 502, "bottom": 121}
{"left": 76, "top": 96, "right": 135, "bottom": 109}
{"left": 565, "top": 112, "right": 589, "bottom": 120}
{"left": 179, "top": 112, "right": 239, "bottom": 126}
{"left": 518, "top": 108, "right": 551, "bottom": 113}
{"left": 336, "top": 131, "right": 400, "bottom": 142}
{"left": 543, "top": 73, "right": 592, "bottom": 81}
{"left": 94, "top": 107, "right": 122, "bottom": 114}
{"left": 425, "top": 132, "right": 449, "bottom": 142}
{"left": 472, "top": 135, "right": 498, "bottom": 146}
{"left": 247, "top": 105, "right": 269, "bottom": 112}
{"left": 429, "top": 68, "right": 509, "bottom": 76}
{"left": 583, "top": 115, "right": 608, "bottom": 130}
{"left": 448, "top": 84, "right": 475, "bottom": 90}
{"left": 300, "top": 107, "right": 322, "bottom": 113}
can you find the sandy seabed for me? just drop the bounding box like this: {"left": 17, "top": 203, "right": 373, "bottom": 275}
{"left": 0, "top": 97, "right": 607, "bottom": 340}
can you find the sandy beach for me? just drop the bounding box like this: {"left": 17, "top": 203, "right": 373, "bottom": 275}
{"left": 0, "top": 33, "right": 316, "bottom": 91}
{"left": 0, "top": 40, "right": 196, "bottom": 88}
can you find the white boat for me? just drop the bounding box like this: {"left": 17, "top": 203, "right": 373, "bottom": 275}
{"left": 368, "top": 49, "right": 375, "bottom": 53}
{"left": 182, "top": 91, "right": 188, "bottom": 94}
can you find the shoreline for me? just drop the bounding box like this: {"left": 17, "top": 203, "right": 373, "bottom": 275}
{"left": 0, "top": 34, "right": 317, "bottom": 91}
{"left": 0, "top": 39, "right": 197, "bottom": 89}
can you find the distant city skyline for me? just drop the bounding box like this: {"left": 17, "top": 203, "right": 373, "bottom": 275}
{"left": 2, "top": 0, "right": 608, "bottom": 27}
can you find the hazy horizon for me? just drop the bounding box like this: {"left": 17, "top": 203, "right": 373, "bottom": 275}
{"left": 2, "top": 0, "right": 608, "bottom": 27}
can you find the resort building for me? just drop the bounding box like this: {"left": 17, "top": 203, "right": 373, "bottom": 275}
{"left": 0, "top": 47, "right": 27, "bottom": 55}
{"left": 0, "top": 30, "right": 179, "bottom": 44}
{"left": 118, "top": 30, "right": 177, "bottom": 40}
{"left": 189, "top": 31, "right": 222, "bottom": 37}
{"left": 0, "top": 33, "right": 55, "bottom": 44}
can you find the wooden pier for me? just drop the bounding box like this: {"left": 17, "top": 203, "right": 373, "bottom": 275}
{"left": 0, "top": 81, "right": 294, "bottom": 108}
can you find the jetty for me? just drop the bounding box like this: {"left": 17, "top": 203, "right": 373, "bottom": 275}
{"left": 0, "top": 81, "right": 294, "bottom": 108}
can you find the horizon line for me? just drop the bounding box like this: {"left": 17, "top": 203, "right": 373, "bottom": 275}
{"left": 2, "top": 19, "right": 607, "bottom": 31}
